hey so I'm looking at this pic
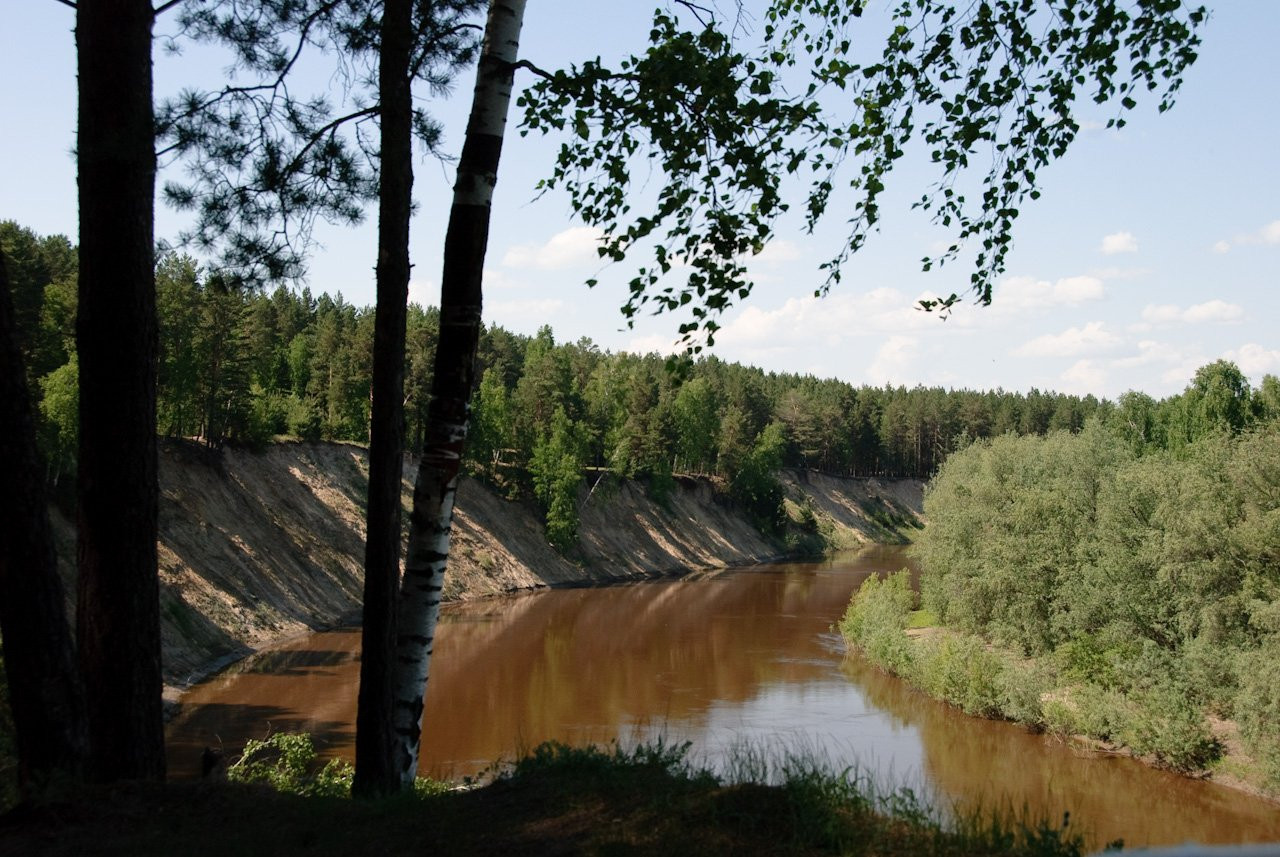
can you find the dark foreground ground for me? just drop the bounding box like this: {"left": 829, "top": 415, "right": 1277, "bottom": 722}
{"left": 0, "top": 743, "right": 1088, "bottom": 857}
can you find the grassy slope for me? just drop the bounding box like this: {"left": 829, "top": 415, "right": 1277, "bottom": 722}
{"left": 0, "top": 743, "right": 1085, "bottom": 857}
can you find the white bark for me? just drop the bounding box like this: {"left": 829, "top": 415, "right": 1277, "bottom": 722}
{"left": 389, "top": 0, "right": 527, "bottom": 791}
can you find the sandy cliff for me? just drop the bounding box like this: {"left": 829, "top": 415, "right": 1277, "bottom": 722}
{"left": 52, "top": 440, "right": 921, "bottom": 695}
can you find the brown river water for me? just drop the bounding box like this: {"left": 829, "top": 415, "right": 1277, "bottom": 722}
{"left": 167, "top": 545, "right": 1280, "bottom": 849}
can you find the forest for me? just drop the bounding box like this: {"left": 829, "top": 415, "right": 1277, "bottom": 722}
{"left": 11, "top": 219, "right": 1280, "bottom": 556}
{"left": 842, "top": 371, "right": 1280, "bottom": 788}
{"left": 1, "top": 0, "right": 1233, "bottom": 840}
{"left": 12, "top": 218, "right": 1280, "bottom": 554}
{"left": 4, "top": 220, "right": 1103, "bottom": 535}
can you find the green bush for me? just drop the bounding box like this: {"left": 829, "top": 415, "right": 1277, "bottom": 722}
{"left": 227, "top": 733, "right": 353, "bottom": 798}
{"left": 840, "top": 571, "right": 918, "bottom": 677}
{"left": 1117, "top": 682, "right": 1220, "bottom": 773}
{"left": 1054, "top": 635, "right": 1123, "bottom": 689}
{"left": 997, "top": 660, "right": 1049, "bottom": 727}
{"left": 244, "top": 389, "right": 289, "bottom": 448}
{"left": 1041, "top": 698, "right": 1080, "bottom": 738}
{"left": 1236, "top": 643, "right": 1280, "bottom": 787}
{"left": 914, "top": 635, "right": 1005, "bottom": 717}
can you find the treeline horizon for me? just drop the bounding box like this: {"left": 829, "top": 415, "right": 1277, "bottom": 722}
{"left": 8, "top": 219, "right": 1279, "bottom": 494}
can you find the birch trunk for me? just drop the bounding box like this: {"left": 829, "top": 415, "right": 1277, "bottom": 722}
{"left": 390, "top": 0, "right": 526, "bottom": 790}
{"left": 353, "top": 0, "right": 414, "bottom": 798}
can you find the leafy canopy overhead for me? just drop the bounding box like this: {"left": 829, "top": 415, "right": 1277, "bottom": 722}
{"left": 520, "top": 0, "right": 1205, "bottom": 353}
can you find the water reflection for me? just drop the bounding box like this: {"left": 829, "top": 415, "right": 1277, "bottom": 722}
{"left": 167, "top": 545, "right": 1280, "bottom": 848}
{"left": 842, "top": 658, "right": 1280, "bottom": 847}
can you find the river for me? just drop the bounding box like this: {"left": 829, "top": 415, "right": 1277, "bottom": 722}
{"left": 167, "top": 545, "right": 1280, "bottom": 849}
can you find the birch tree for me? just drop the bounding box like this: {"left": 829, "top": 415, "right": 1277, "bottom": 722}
{"left": 387, "top": 0, "right": 526, "bottom": 792}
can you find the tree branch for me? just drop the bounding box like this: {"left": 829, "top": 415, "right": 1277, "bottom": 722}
{"left": 510, "top": 58, "right": 554, "bottom": 81}
{"left": 152, "top": 0, "right": 185, "bottom": 16}
{"left": 51, "top": 0, "right": 76, "bottom": 9}
{"left": 284, "top": 104, "right": 381, "bottom": 174}
{"left": 674, "top": 0, "right": 714, "bottom": 27}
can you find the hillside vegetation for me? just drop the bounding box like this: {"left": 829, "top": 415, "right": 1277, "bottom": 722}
{"left": 843, "top": 378, "right": 1280, "bottom": 794}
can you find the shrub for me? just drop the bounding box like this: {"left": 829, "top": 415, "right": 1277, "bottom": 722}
{"left": 1117, "top": 682, "right": 1220, "bottom": 773}
{"left": 914, "top": 635, "right": 1004, "bottom": 717}
{"left": 1235, "top": 643, "right": 1280, "bottom": 788}
{"left": 227, "top": 733, "right": 353, "bottom": 798}
{"left": 840, "top": 571, "right": 917, "bottom": 677}
{"left": 997, "top": 660, "right": 1049, "bottom": 726}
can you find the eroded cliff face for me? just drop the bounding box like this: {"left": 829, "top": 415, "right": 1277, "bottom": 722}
{"left": 52, "top": 440, "right": 921, "bottom": 697}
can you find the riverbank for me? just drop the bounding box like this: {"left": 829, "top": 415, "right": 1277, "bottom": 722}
{"left": 0, "top": 740, "right": 1090, "bottom": 857}
{"left": 47, "top": 439, "right": 922, "bottom": 700}
{"left": 839, "top": 572, "right": 1280, "bottom": 804}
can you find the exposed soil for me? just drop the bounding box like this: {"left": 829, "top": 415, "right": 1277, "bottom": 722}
{"left": 49, "top": 439, "right": 922, "bottom": 702}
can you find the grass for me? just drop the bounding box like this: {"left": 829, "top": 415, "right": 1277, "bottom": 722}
{"left": 907, "top": 609, "right": 939, "bottom": 629}
{"left": 0, "top": 739, "right": 1091, "bottom": 857}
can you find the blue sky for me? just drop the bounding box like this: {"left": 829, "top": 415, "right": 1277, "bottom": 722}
{"left": 3, "top": 1, "right": 1277, "bottom": 399}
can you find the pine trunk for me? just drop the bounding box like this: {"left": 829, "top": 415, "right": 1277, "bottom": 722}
{"left": 353, "top": 0, "right": 414, "bottom": 798}
{"left": 0, "top": 248, "right": 88, "bottom": 796}
{"left": 390, "top": 0, "right": 526, "bottom": 790}
{"left": 75, "top": 0, "right": 165, "bottom": 781}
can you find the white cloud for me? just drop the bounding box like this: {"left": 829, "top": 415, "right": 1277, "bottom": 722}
{"left": 997, "top": 275, "right": 1105, "bottom": 311}
{"left": 482, "top": 267, "right": 526, "bottom": 290}
{"left": 1013, "top": 321, "right": 1121, "bottom": 358}
{"left": 1211, "top": 219, "right": 1280, "bottom": 253}
{"left": 1141, "top": 300, "right": 1243, "bottom": 326}
{"left": 867, "top": 336, "right": 919, "bottom": 385}
{"left": 1184, "top": 300, "right": 1245, "bottom": 324}
{"left": 716, "top": 287, "right": 945, "bottom": 349}
{"left": 1060, "top": 360, "right": 1108, "bottom": 394}
{"left": 501, "top": 226, "right": 603, "bottom": 270}
{"left": 485, "top": 298, "right": 565, "bottom": 326}
{"left": 1100, "top": 231, "right": 1138, "bottom": 255}
{"left": 751, "top": 239, "right": 802, "bottom": 265}
{"left": 1113, "top": 340, "right": 1185, "bottom": 368}
{"left": 625, "top": 334, "right": 680, "bottom": 356}
{"left": 408, "top": 278, "right": 436, "bottom": 307}
{"left": 1224, "top": 343, "right": 1280, "bottom": 377}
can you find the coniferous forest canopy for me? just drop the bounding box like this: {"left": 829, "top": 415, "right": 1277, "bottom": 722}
{"left": 2, "top": 222, "right": 1120, "bottom": 476}
{"left": 7, "top": 219, "right": 1279, "bottom": 546}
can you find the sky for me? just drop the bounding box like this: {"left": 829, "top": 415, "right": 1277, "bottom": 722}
{"left": 2, "top": 1, "right": 1277, "bottom": 401}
